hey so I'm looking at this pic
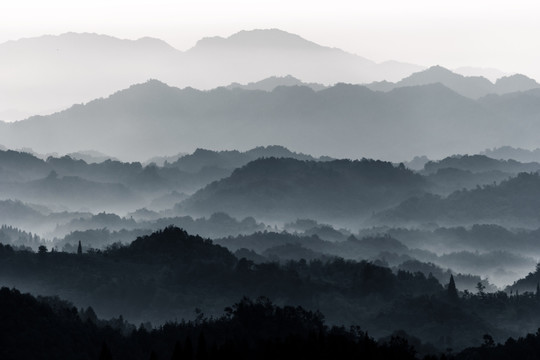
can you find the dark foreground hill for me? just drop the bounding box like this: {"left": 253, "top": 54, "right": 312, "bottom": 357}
{"left": 180, "top": 157, "right": 427, "bottom": 221}
{"left": 6, "top": 285, "right": 540, "bottom": 359}
{"left": 0, "top": 226, "right": 442, "bottom": 325}
{"left": 5, "top": 227, "right": 540, "bottom": 351}
{"left": 0, "top": 287, "right": 425, "bottom": 360}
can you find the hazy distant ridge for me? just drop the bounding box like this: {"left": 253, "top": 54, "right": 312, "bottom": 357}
{"left": 4, "top": 79, "right": 540, "bottom": 161}
{"left": 366, "top": 65, "right": 540, "bottom": 99}
{"left": 0, "top": 29, "right": 423, "bottom": 121}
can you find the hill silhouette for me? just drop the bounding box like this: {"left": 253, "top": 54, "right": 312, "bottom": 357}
{"left": 423, "top": 154, "right": 540, "bottom": 174}
{"left": 1, "top": 80, "right": 522, "bottom": 161}
{"left": 375, "top": 172, "right": 540, "bottom": 227}
{"left": 367, "top": 66, "right": 540, "bottom": 99}
{"left": 226, "top": 75, "right": 327, "bottom": 92}
{"left": 181, "top": 157, "right": 426, "bottom": 221}
{"left": 169, "top": 146, "right": 322, "bottom": 173}
{"left": 0, "top": 29, "right": 423, "bottom": 121}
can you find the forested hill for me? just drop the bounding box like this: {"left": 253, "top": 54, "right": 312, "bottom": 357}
{"left": 105, "top": 226, "right": 236, "bottom": 265}
{"left": 423, "top": 154, "right": 540, "bottom": 174}
{"left": 374, "top": 172, "right": 540, "bottom": 227}
{"left": 0, "top": 287, "right": 425, "bottom": 360}
{"left": 180, "top": 157, "right": 427, "bottom": 221}
{"left": 5, "top": 226, "right": 540, "bottom": 352}
{"left": 168, "top": 145, "right": 323, "bottom": 172}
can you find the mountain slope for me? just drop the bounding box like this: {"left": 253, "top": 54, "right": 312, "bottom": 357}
{"left": 374, "top": 172, "right": 540, "bottom": 227}
{"left": 169, "top": 146, "right": 322, "bottom": 173}
{"left": 180, "top": 157, "right": 427, "bottom": 221}
{"left": 1, "top": 80, "right": 520, "bottom": 162}
{"left": 0, "top": 29, "right": 423, "bottom": 120}
{"left": 423, "top": 155, "right": 540, "bottom": 174}
{"left": 0, "top": 32, "right": 180, "bottom": 121}
{"left": 367, "top": 66, "right": 540, "bottom": 99}
{"left": 226, "top": 75, "right": 327, "bottom": 92}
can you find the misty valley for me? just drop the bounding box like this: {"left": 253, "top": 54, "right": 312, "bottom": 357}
{"left": 5, "top": 30, "right": 540, "bottom": 360}
{"left": 3, "top": 144, "right": 540, "bottom": 359}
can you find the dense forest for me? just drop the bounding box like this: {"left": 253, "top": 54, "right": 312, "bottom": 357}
{"left": 3, "top": 145, "right": 540, "bottom": 358}
{"left": 3, "top": 226, "right": 540, "bottom": 357}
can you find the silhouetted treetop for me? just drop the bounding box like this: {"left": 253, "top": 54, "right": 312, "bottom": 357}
{"left": 105, "top": 226, "right": 237, "bottom": 266}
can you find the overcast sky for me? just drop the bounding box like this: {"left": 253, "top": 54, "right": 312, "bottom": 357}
{"left": 2, "top": 0, "right": 540, "bottom": 79}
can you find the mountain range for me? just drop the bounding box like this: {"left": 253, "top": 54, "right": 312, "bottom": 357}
{"left": 0, "top": 29, "right": 423, "bottom": 121}
{"left": 4, "top": 77, "right": 540, "bottom": 161}
{"left": 366, "top": 66, "right": 540, "bottom": 99}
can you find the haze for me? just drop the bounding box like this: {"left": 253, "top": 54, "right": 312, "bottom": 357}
{"left": 2, "top": 0, "right": 540, "bottom": 80}
{"left": 5, "top": 1, "right": 540, "bottom": 358}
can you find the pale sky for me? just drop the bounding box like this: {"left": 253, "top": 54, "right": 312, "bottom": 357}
{"left": 2, "top": 0, "right": 540, "bottom": 78}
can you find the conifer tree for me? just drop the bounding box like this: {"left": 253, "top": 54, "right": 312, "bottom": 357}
{"left": 447, "top": 274, "right": 458, "bottom": 300}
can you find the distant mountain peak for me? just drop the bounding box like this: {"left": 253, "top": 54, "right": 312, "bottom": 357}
{"left": 193, "top": 28, "right": 323, "bottom": 50}
{"left": 426, "top": 65, "right": 454, "bottom": 73}
{"left": 409, "top": 65, "right": 467, "bottom": 80}
{"left": 227, "top": 75, "right": 327, "bottom": 92}
{"left": 494, "top": 74, "right": 540, "bottom": 93}
{"left": 4, "top": 32, "right": 178, "bottom": 52}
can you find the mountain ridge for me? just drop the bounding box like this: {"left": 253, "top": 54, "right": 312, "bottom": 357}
{"left": 2, "top": 79, "right": 534, "bottom": 162}
{"left": 0, "top": 29, "right": 423, "bottom": 121}
{"left": 366, "top": 65, "right": 540, "bottom": 99}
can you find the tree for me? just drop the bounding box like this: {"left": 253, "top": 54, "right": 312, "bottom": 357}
{"left": 99, "top": 342, "right": 113, "bottom": 360}
{"left": 196, "top": 332, "right": 207, "bottom": 360}
{"left": 77, "top": 240, "right": 82, "bottom": 255}
{"left": 482, "top": 334, "right": 495, "bottom": 348}
{"left": 447, "top": 275, "right": 458, "bottom": 301}
{"left": 38, "top": 245, "right": 47, "bottom": 254}
{"left": 476, "top": 282, "right": 486, "bottom": 297}
{"left": 184, "top": 337, "right": 193, "bottom": 360}
{"left": 171, "top": 341, "right": 183, "bottom": 360}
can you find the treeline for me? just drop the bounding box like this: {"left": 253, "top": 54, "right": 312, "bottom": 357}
{"left": 0, "top": 227, "right": 441, "bottom": 326}
{"left": 3, "top": 227, "right": 540, "bottom": 350}
{"left": 375, "top": 173, "right": 540, "bottom": 227}
{"left": 0, "top": 287, "right": 420, "bottom": 360}
{"left": 4, "top": 286, "right": 540, "bottom": 359}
